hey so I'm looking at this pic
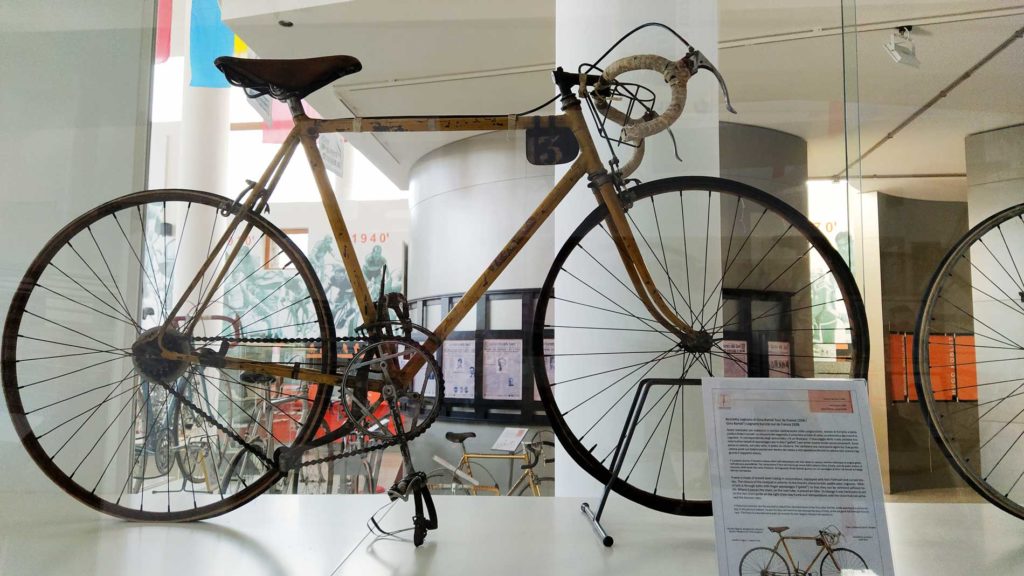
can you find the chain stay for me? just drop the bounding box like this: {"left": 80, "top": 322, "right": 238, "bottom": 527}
{"left": 169, "top": 334, "right": 438, "bottom": 471}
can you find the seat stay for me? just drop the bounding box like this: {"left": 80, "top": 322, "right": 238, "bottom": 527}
{"left": 159, "top": 129, "right": 302, "bottom": 338}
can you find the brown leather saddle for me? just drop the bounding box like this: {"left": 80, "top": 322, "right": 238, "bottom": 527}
{"left": 214, "top": 55, "right": 362, "bottom": 100}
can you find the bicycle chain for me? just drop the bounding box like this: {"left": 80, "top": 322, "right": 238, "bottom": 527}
{"left": 167, "top": 334, "right": 442, "bottom": 471}
{"left": 153, "top": 378, "right": 276, "bottom": 469}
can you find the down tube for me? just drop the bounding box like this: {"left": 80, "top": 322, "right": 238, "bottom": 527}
{"left": 400, "top": 158, "right": 588, "bottom": 379}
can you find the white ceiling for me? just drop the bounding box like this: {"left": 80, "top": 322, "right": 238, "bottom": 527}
{"left": 223, "top": 0, "right": 1024, "bottom": 199}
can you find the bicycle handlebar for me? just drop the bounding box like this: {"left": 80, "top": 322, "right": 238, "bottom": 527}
{"left": 524, "top": 440, "right": 557, "bottom": 469}
{"left": 592, "top": 48, "right": 735, "bottom": 144}
{"left": 596, "top": 54, "right": 690, "bottom": 143}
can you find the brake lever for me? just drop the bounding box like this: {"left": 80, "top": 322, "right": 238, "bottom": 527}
{"left": 683, "top": 48, "right": 737, "bottom": 114}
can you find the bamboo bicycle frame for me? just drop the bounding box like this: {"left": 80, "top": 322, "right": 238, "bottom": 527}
{"left": 772, "top": 533, "right": 837, "bottom": 573}
{"left": 158, "top": 84, "right": 697, "bottom": 388}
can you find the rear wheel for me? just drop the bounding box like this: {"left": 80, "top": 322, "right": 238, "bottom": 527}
{"left": 2, "top": 189, "right": 336, "bottom": 520}
{"left": 738, "top": 547, "right": 790, "bottom": 576}
{"left": 533, "top": 176, "right": 868, "bottom": 515}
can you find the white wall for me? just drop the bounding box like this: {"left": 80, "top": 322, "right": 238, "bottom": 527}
{"left": 0, "top": 1, "right": 155, "bottom": 492}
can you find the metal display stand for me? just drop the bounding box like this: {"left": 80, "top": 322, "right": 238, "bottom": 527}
{"left": 581, "top": 378, "right": 700, "bottom": 547}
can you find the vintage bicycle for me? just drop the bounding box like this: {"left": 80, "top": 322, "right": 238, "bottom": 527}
{"left": 913, "top": 201, "right": 1024, "bottom": 520}
{"left": 738, "top": 525, "right": 868, "bottom": 576}
{"left": 427, "top": 430, "right": 555, "bottom": 496}
{"left": 1, "top": 24, "right": 868, "bottom": 544}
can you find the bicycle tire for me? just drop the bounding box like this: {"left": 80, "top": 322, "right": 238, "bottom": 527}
{"left": 819, "top": 546, "right": 867, "bottom": 575}
{"left": 168, "top": 372, "right": 218, "bottom": 485}
{"left": 514, "top": 476, "right": 553, "bottom": 496}
{"left": 533, "top": 176, "right": 868, "bottom": 515}
{"left": 178, "top": 441, "right": 210, "bottom": 485}
{"left": 913, "top": 201, "right": 1024, "bottom": 519}
{"left": 738, "top": 546, "right": 791, "bottom": 576}
{"left": 220, "top": 439, "right": 268, "bottom": 495}
{"left": 289, "top": 420, "right": 335, "bottom": 494}
{"left": 2, "top": 189, "right": 336, "bottom": 521}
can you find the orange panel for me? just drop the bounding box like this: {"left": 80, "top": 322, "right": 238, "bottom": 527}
{"left": 906, "top": 334, "right": 920, "bottom": 402}
{"left": 887, "top": 333, "right": 909, "bottom": 401}
{"left": 927, "top": 335, "right": 956, "bottom": 401}
{"left": 954, "top": 335, "right": 978, "bottom": 401}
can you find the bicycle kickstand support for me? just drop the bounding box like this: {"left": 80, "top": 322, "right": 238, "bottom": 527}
{"left": 384, "top": 434, "right": 439, "bottom": 547}
{"left": 581, "top": 378, "right": 699, "bottom": 547}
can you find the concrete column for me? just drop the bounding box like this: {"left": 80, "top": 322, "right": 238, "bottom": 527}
{"left": 720, "top": 122, "right": 807, "bottom": 210}
{"left": 172, "top": 0, "right": 231, "bottom": 325}
{"left": 554, "top": 1, "right": 720, "bottom": 499}
{"left": 965, "top": 124, "right": 1024, "bottom": 480}
{"left": 407, "top": 131, "right": 555, "bottom": 301}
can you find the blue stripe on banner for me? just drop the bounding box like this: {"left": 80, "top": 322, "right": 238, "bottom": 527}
{"left": 190, "top": 0, "right": 234, "bottom": 88}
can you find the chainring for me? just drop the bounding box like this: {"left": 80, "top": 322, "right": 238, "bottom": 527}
{"left": 337, "top": 335, "right": 444, "bottom": 442}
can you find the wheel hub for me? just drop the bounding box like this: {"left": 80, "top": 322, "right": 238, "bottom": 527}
{"left": 680, "top": 329, "right": 714, "bottom": 354}
{"left": 132, "top": 327, "right": 193, "bottom": 384}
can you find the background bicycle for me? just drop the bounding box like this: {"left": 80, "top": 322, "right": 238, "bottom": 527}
{"left": 914, "top": 201, "right": 1024, "bottom": 520}
{"left": 427, "top": 429, "right": 555, "bottom": 496}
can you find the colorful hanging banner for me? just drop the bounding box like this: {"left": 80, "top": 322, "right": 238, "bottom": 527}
{"left": 155, "top": 0, "right": 173, "bottom": 64}
{"left": 189, "top": 0, "right": 233, "bottom": 87}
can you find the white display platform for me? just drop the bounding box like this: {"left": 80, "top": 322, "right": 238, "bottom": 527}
{"left": 1, "top": 493, "right": 1022, "bottom": 575}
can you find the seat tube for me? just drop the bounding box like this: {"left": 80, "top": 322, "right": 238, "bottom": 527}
{"left": 296, "top": 119, "right": 377, "bottom": 326}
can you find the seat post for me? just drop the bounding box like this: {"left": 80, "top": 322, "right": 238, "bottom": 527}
{"left": 287, "top": 97, "right": 305, "bottom": 119}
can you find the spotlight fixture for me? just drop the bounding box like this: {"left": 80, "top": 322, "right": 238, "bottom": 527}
{"left": 885, "top": 25, "right": 920, "bottom": 68}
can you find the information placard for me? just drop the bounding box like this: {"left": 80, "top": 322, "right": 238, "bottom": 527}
{"left": 703, "top": 378, "right": 893, "bottom": 576}
{"left": 491, "top": 427, "right": 528, "bottom": 452}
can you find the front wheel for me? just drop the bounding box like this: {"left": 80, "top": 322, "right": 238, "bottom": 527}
{"left": 819, "top": 547, "right": 867, "bottom": 575}
{"left": 1, "top": 189, "right": 337, "bottom": 521}
{"left": 533, "top": 176, "right": 868, "bottom": 515}
{"left": 738, "top": 547, "right": 791, "bottom": 576}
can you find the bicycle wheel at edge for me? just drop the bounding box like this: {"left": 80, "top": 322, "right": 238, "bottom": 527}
{"left": 819, "top": 546, "right": 867, "bottom": 575}
{"left": 532, "top": 176, "right": 868, "bottom": 515}
{"left": 2, "top": 189, "right": 336, "bottom": 521}
{"left": 738, "top": 546, "right": 791, "bottom": 576}
{"left": 913, "top": 202, "right": 1024, "bottom": 519}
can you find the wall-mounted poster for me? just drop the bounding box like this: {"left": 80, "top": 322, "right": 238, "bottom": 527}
{"left": 443, "top": 340, "right": 476, "bottom": 400}
{"left": 484, "top": 339, "right": 522, "bottom": 400}
{"left": 768, "top": 340, "right": 792, "bottom": 377}
{"left": 720, "top": 340, "right": 748, "bottom": 377}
